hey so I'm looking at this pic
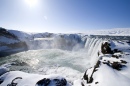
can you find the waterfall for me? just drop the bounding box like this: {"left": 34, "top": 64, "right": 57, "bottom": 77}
{"left": 85, "top": 37, "right": 103, "bottom": 66}
{"left": 26, "top": 34, "right": 84, "bottom": 50}
{"left": 25, "top": 34, "right": 103, "bottom": 67}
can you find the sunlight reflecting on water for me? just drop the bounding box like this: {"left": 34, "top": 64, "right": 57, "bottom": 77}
{"left": 28, "top": 58, "right": 39, "bottom": 68}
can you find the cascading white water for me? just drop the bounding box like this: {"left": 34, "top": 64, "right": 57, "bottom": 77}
{"left": 85, "top": 37, "right": 103, "bottom": 66}
{"left": 23, "top": 36, "right": 103, "bottom": 71}
{"left": 87, "top": 38, "right": 98, "bottom": 55}
{"left": 26, "top": 34, "right": 84, "bottom": 50}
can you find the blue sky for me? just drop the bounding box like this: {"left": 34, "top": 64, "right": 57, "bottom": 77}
{"left": 0, "top": 0, "right": 130, "bottom": 33}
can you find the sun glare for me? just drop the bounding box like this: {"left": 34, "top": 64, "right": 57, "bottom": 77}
{"left": 24, "top": 0, "right": 38, "bottom": 7}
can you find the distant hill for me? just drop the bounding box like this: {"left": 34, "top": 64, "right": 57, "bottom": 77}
{"left": 85, "top": 28, "right": 130, "bottom": 36}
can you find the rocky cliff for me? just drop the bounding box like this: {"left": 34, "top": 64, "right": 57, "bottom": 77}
{"left": 0, "top": 27, "right": 28, "bottom": 57}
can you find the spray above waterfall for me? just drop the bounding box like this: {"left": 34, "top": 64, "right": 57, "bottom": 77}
{"left": 22, "top": 34, "right": 104, "bottom": 68}
{"left": 25, "top": 34, "right": 85, "bottom": 51}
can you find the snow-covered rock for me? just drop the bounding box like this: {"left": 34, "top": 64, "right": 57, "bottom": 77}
{"left": 0, "top": 71, "right": 70, "bottom": 86}
{"left": 80, "top": 40, "right": 130, "bottom": 86}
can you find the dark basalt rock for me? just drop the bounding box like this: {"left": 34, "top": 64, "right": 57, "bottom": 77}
{"left": 95, "top": 82, "right": 99, "bottom": 84}
{"left": 83, "top": 60, "right": 100, "bottom": 84}
{"left": 83, "top": 70, "right": 89, "bottom": 82}
{"left": 113, "top": 49, "right": 122, "bottom": 53}
{"left": 0, "top": 41, "right": 28, "bottom": 50}
{"left": 0, "top": 27, "right": 18, "bottom": 40}
{"left": 0, "top": 41, "right": 28, "bottom": 57}
{"left": 36, "top": 78, "right": 50, "bottom": 86}
{"left": 0, "top": 80, "right": 3, "bottom": 84}
{"left": 0, "top": 28, "right": 29, "bottom": 57}
{"left": 101, "top": 42, "right": 113, "bottom": 54}
{"left": 102, "top": 61, "right": 110, "bottom": 66}
{"left": 101, "top": 41, "right": 123, "bottom": 55}
{"left": 126, "top": 54, "right": 130, "bottom": 55}
{"left": 81, "top": 82, "right": 85, "bottom": 86}
{"left": 53, "top": 78, "right": 67, "bottom": 86}
{"left": 112, "top": 55, "right": 119, "bottom": 59}
{"left": 127, "top": 41, "right": 130, "bottom": 44}
{"left": 120, "top": 60, "right": 127, "bottom": 64}
{"left": 111, "top": 62, "right": 122, "bottom": 70}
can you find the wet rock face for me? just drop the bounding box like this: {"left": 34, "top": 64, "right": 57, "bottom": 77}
{"left": 101, "top": 41, "right": 123, "bottom": 55}
{"left": 36, "top": 78, "right": 50, "bottom": 86}
{"left": 0, "top": 27, "right": 18, "bottom": 40}
{"left": 0, "top": 41, "right": 28, "bottom": 57}
{"left": 83, "top": 68, "right": 94, "bottom": 84}
{"left": 0, "top": 28, "right": 29, "bottom": 57}
{"left": 83, "top": 61, "right": 100, "bottom": 84}
{"left": 113, "top": 49, "right": 122, "bottom": 53}
{"left": 101, "top": 42, "right": 113, "bottom": 54}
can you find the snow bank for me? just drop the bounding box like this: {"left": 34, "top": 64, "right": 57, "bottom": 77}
{"left": 85, "top": 28, "right": 130, "bottom": 36}
{"left": 0, "top": 71, "right": 71, "bottom": 86}
{"left": 76, "top": 40, "right": 130, "bottom": 86}
{"left": 93, "top": 64, "right": 130, "bottom": 86}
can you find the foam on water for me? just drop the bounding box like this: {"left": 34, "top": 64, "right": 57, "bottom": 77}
{"left": 0, "top": 49, "right": 92, "bottom": 81}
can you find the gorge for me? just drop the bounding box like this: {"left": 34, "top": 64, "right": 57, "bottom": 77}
{"left": 0, "top": 28, "right": 130, "bottom": 86}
